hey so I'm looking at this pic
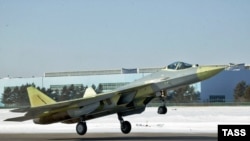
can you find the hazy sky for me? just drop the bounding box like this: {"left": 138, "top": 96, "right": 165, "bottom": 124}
{"left": 1, "top": 0, "right": 250, "bottom": 77}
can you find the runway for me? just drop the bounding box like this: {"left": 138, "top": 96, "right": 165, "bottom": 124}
{"left": 2, "top": 106, "right": 247, "bottom": 141}
{"left": 0, "top": 133, "right": 217, "bottom": 141}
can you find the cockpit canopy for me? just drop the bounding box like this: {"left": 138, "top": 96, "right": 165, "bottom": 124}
{"left": 167, "top": 61, "right": 193, "bottom": 70}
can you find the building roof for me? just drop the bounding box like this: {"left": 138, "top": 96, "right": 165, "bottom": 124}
{"left": 44, "top": 67, "right": 164, "bottom": 77}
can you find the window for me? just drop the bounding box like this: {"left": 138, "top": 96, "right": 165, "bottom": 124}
{"left": 209, "top": 95, "right": 225, "bottom": 102}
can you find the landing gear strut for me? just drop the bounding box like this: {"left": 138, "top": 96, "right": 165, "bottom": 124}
{"left": 76, "top": 119, "right": 87, "bottom": 135}
{"left": 118, "top": 113, "right": 131, "bottom": 134}
{"left": 157, "top": 90, "right": 168, "bottom": 114}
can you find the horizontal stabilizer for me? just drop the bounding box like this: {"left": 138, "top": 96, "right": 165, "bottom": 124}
{"left": 83, "top": 87, "right": 97, "bottom": 98}
{"left": 4, "top": 116, "right": 31, "bottom": 122}
{"left": 10, "top": 107, "right": 30, "bottom": 113}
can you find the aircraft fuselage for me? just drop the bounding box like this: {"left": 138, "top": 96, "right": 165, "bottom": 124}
{"left": 34, "top": 65, "right": 225, "bottom": 124}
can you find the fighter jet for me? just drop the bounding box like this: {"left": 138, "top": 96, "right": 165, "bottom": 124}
{"left": 5, "top": 61, "right": 226, "bottom": 135}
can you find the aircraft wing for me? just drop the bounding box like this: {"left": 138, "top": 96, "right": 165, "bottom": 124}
{"left": 34, "top": 93, "right": 114, "bottom": 112}
{"left": 5, "top": 91, "right": 115, "bottom": 121}
{"left": 5, "top": 80, "right": 158, "bottom": 122}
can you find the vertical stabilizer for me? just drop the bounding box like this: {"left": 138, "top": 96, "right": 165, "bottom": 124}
{"left": 27, "top": 87, "right": 56, "bottom": 107}
{"left": 83, "top": 87, "right": 97, "bottom": 98}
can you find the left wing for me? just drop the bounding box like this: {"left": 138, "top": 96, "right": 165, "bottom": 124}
{"left": 5, "top": 80, "right": 158, "bottom": 123}
{"left": 5, "top": 87, "right": 115, "bottom": 122}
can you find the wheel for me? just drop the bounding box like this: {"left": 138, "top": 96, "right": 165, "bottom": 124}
{"left": 121, "top": 121, "right": 131, "bottom": 134}
{"left": 158, "top": 106, "right": 167, "bottom": 114}
{"left": 76, "top": 122, "right": 87, "bottom": 135}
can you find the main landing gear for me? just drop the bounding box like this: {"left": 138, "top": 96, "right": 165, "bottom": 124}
{"left": 157, "top": 90, "right": 168, "bottom": 115}
{"left": 76, "top": 114, "right": 132, "bottom": 136}
{"left": 118, "top": 113, "right": 132, "bottom": 134}
{"left": 76, "top": 119, "right": 87, "bottom": 135}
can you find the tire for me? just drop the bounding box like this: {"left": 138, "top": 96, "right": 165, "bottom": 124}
{"left": 158, "top": 106, "right": 167, "bottom": 114}
{"left": 121, "top": 121, "right": 131, "bottom": 134}
{"left": 76, "top": 122, "right": 87, "bottom": 135}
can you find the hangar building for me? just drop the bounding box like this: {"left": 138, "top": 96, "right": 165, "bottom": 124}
{"left": 200, "top": 64, "right": 250, "bottom": 102}
{"left": 1, "top": 64, "right": 250, "bottom": 106}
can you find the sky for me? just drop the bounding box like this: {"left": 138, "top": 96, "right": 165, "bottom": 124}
{"left": 1, "top": 0, "right": 250, "bottom": 77}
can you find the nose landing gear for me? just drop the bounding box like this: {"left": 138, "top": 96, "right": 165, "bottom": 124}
{"left": 157, "top": 90, "right": 168, "bottom": 115}
{"left": 158, "top": 105, "right": 167, "bottom": 114}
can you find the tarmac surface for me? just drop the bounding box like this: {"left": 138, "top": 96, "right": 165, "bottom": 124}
{"left": 0, "top": 133, "right": 217, "bottom": 141}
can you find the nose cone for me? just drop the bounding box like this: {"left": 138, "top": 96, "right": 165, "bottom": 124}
{"left": 197, "top": 65, "right": 226, "bottom": 81}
